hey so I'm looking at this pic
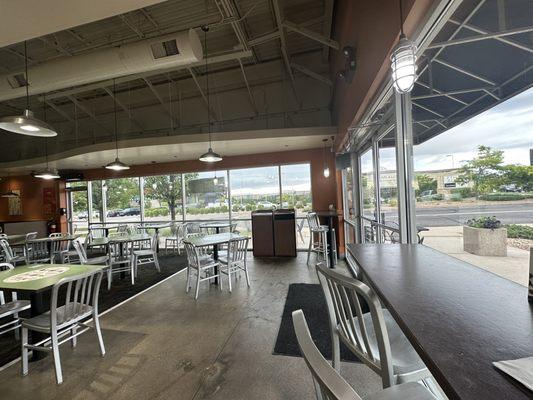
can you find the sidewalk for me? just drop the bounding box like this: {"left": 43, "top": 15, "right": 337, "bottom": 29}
{"left": 420, "top": 226, "right": 529, "bottom": 286}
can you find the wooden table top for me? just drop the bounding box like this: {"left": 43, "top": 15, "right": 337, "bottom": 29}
{"left": 347, "top": 244, "right": 533, "bottom": 400}
{"left": 0, "top": 264, "right": 105, "bottom": 293}
{"left": 184, "top": 233, "right": 245, "bottom": 247}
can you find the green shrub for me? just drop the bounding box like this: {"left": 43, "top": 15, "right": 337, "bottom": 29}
{"left": 144, "top": 207, "right": 169, "bottom": 217}
{"left": 466, "top": 216, "right": 502, "bottom": 229}
{"left": 505, "top": 224, "right": 533, "bottom": 239}
{"left": 451, "top": 187, "right": 475, "bottom": 198}
{"left": 450, "top": 193, "right": 462, "bottom": 202}
{"left": 478, "top": 193, "right": 525, "bottom": 201}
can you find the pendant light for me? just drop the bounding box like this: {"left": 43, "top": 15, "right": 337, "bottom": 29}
{"left": 33, "top": 95, "right": 60, "bottom": 180}
{"left": 199, "top": 25, "right": 222, "bottom": 163}
{"left": 390, "top": 0, "right": 417, "bottom": 94}
{"left": 322, "top": 138, "right": 330, "bottom": 178}
{"left": 105, "top": 79, "right": 130, "bottom": 171}
{"left": 0, "top": 42, "right": 58, "bottom": 137}
{"left": 1, "top": 175, "right": 19, "bottom": 198}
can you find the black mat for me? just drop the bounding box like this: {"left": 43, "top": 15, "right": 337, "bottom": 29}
{"left": 0, "top": 253, "right": 187, "bottom": 368}
{"left": 273, "top": 283, "right": 366, "bottom": 362}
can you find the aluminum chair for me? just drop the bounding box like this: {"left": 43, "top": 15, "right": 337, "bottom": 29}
{"left": 184, "top": 242, "right": 220, "bottom": 299}
{"left": 21, "top": 269, "right": 105, "bottom": 384}
{"left": 164, "top": 222, "right": 185, "bottom": 254}
{"left": 316, "top": 263, "right": 438, "bottom": 391}
{"left": 0, "top": 239, "right": 26, "bottom": 266}
{"left": 291, "top": 309, "right": 435, "bottom": 400}
{"left": 306, "top": 213, "right": 330, "bottom": 268}
{"left": 49, "top": 233, "right": 70, "bottom": 263}
{"left": 116, "top": 224, "right": 129, "bottom": 234}
{"left": 0, "top": 263, "right": 31, "bottom": 339}
{"left": 25, "top": 239, "right": 52, "bottom": 264}
{"left": 132, "top": 233, "right": 160, "bottom": 278}
{"left": 107, "top": 240, "right": 135, "bottom": 289}
{"left": 218, "top": 237, "right": 250, "bottom": 292}
{"left": 72, "top": 240, "right": 109, "bottom": 266}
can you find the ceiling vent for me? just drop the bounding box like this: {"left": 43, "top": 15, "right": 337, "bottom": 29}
{"left": 0, "top": 29, "right": 202, "bottom": 102}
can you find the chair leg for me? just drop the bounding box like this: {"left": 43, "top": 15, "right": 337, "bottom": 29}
{"left": 306, "top": 234, "right": 313, "bottom": 266}
{"left": 131, "top": 259, "right": 136, "bottom": 285}
{"left": 194, "top": 269, "right": 201, "bottom": 300}
{"left": 93, "top": 312, "right": 106, "bottom": 356}
{"left": 107, "top": 266, "right": 112, "bottom": 290}
{"left": 13, "top": 313, "right": 20, "bottom": 340}
{"left": 71, "top": 326, "right": 78, "bottom": 348}
{"left": 51, "top": 330, "right": 63, "bottom": 384}
{"left": 154, "top": 254, "right": 160, "bottom": 272}
{"left": 244, "top": 262, "right": 251, "bottom": 287}
{"left": 186, "top": 266, "right": 191, "bottom": 293}
{"left": 228, "top": 267, "right": 232, "bottom": 293}
{"left": 331, "top": 330, "right": 340, "bottom": 373}
{"left": 21, "top": 327, "right": 28, "bottom": 376}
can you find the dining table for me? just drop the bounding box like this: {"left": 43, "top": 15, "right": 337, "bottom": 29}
{"left": 199, "top": 221, "right": 233, "bottom": 234}
{"left": 0, "top": 263, "right": 106, "bottom": 361}
{"left": 347, "top": 243, "right": 533, "bottom": 400}
{"left": 183, "top": 233, "right": 245, "bottom": 284}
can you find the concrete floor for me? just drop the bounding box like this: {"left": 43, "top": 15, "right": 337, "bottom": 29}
{"left": 421, "top": 226, "right": 530, "bottom": 286}
{"left": 0, "top": 254, "right": 381, "bottom": 399}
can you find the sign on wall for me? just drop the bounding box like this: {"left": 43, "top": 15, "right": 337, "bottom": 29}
{"left": 8, "top": 190, "right": 22, "bottom": 216}
{"left": 42, "top": 187, "right": 56, "bottom": 218}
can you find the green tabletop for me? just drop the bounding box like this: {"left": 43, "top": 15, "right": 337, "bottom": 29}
{"left": 184, "top": 233, "right": 245, "bottom": 247}
{"left": 89, "top": 234, "right": 151, "bottom": 247}
{"left": 0, "top": 264, "right": 106, "bottom": 293}
{"left": 28, "top": 234, "right": 80, "bottom": 243}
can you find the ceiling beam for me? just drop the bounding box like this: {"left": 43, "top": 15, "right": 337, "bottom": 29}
{"left": 39, "top": 35, "right": 73, "bottom": 56}
{"left": 101, "top": 87, "right": 144, "bottom": 131}
{"left": 248, "top": 30, "right": 280, "bottom": 47}
{"left": 43, "top": 99, "right": 75, "bottom": 123}
{"left": 322, "top": 0, "right": 334, "bottom": 60}
{"left": 141, "top": 77, "right": 178, "bottom": 124}
{"left": 412, "top": 86, "right": 493, "bottom": 100}
{"left": 118, "top": 14, "right": 145, "bottom": 39}
{"left": 290, "top": 62, "right": 332, "bottom": 86}
{"left": 238, "top": 59, "right": 258, "bottom": 114}
{"left": 433, "top": 58, "right": 497, "bottom": 86}
{"left": 187, "top": 68, "right": 218, "bottom": 120}
{"left": 66, "top": 95, "right": 111, "bottom": 133}
{"left": 283, "top": 20, "right": 339, "bottom": 50}
{"left": 427, "top": 25, "right": 533, "bottom": 49}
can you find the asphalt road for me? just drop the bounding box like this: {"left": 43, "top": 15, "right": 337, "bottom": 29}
{"left": 383, "top": 202, "right": 533, "bottom": 227}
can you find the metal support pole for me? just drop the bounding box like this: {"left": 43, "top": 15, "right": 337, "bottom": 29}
{"left": 101, "top": 181, "right": 107, "bottom": 225}
{"left": 87, "top": 181, "right": 93, "bottom": 226}
{"left": 139, "top": 177, "right": 145, "bottom": 223}
{"left": 394, "top": 92, "right": 417, "bottom": 244}
{"left": 352, "top": 153, "right": 362, "bottom": 243}
{"left": 372, "top": 138, "right": 382, "bottom": 243}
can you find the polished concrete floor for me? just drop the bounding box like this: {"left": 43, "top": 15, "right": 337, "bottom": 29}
{"left": 0, "top": 254, "right": 381, "bottom": 399}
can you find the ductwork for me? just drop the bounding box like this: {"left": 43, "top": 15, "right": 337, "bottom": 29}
{"left": 0, "top": 29, "right": 203, "bottom": 102}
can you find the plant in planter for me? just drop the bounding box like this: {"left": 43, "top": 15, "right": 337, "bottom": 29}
{"left": 463, "top": 216, "right": 507, "bottom": 256}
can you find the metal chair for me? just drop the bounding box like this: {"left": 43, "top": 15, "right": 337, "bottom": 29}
{"left": 315, "top": 263, "right": 437, "bottom": 390}
{"left": 49, "top": 233, "right": 70, "bottom": 263}
{"left": 164, "top": 222, "right": 185, "bottom": 254}
{"left": 21, "top": 269, "right": 105, "bottom": 384}
{"left": 132, "top": 233, "right": 160, "bottom": 278}
{"left": 0, "top": 239, "right": 27, "bottom": 266}
{"left": 25, "top": 239, "right": 52, "bottom": 264}
{"left": 107, "top": 240, "right": 135, "bottom": 289}
{"left": 184, "top": 242, "right": 220, "bottom": 300}
{"left": 218, "top": 237, "right": 250, "bottom": 292}
{"left": 306, "top": 212, "right": 330, "bottom": 268}
{"left": 291, "top": 309, "right": 435, "bottom": 400}
{"left": 0, "top": 263, "right": 30, "bottom": 339}
{"left": 72, "top": 240, "right": 109, "bottom": 266}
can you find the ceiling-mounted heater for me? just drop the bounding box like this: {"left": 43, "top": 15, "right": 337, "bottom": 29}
{"left": 0, "top": 29, "right": 203, "bottom": 102}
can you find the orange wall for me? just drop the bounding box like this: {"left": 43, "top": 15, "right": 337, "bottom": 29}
{"left": 331, "top": 0, "right": 434, "bottom": 150}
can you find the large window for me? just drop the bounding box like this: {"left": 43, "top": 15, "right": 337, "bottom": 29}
{"left": 89, "top": 180, "right": 104, "bottom": 224}
{"left": 185, "top": 171, "right": 229, "bottom": 221}
{"left": 360, "top": 149, "right": 375, "bottom": 220}
{"left": 105, "top": 177, "right": 141, "bottom": 223}
{"left": 143, "top": 174, "right": 183, "bottom": 221}
{"left": 67, "top": 181, "right": 89, "bottom": 235}
{"left": 378, "top": 130, "right": 398, "bottom": 227}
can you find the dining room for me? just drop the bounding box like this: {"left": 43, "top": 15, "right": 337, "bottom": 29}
{"left": 0, "top": 0, "right": 532, "bottom": 399}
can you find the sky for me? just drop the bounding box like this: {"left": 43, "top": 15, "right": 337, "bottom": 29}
{"left": 378, "top": 86, "right": 533, "bottom": 172}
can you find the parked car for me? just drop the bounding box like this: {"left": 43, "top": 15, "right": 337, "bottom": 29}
{"left": 499, "top": 184, "right": 522, "bottom": 193}
{"left": 107, "top": 209, "right": 120, "bottom": 217}
{"left": 77, "top": 211, "right": 88, "bottom": 219}
{"left": 119, "top": 207, "right": 140, "bottom": 216}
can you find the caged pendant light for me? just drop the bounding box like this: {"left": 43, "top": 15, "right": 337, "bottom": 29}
{"left": 322, "top": 138, "right": 330, "bottom": 178}
{"left": 105, "top": 79, "right": 130, "bottom": 171}
{"left": 199, "top": 26, "right": 222, "bottom": 163}
{"left": 390, "top": 0, "right": 418, "bottom": 94}
{"left": 0, "top": 42, "right": 58, "bottom": 137}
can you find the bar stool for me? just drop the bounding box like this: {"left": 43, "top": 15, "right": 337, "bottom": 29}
{"left": 306, "top": 212, "right": 330, "bottom": 268}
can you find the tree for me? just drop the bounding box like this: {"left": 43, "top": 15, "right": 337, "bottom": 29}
{"left": 456, "top": 145, "right": 504, "bottom": 195}
{"left": 144, "top": 173, "right": 198, "bottom": 220}
{"left": 105, "top": 178, "right": 139, "bottom": 210}
{"left": 416, "top": 174, "right": 437, "bottom": 193}
{"left": 501, "top": 164, "right": 533, "bottom": 192}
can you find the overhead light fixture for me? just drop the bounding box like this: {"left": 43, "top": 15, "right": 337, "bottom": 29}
{"left": 323, "top": 138, "right": 330, "bottom": 178}
{"left": 1, "top": 176, "right": 19, "bottom": 198}
{"left": 198, "top": 26, "right": 222, "bottom": 163}
{"left": 105, "top": 78, "right": 130, "bottom": 171}
{"left": 390, "top": 0, "right": 417, "bottom": 94}
{"left": 0, "top": 42, "right": 58, "bottom": 137}
{"left": 33, "top": 95, "right": 60, "bottom": 180}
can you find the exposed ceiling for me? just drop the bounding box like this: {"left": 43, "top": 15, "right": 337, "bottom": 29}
{"left": 0, "top": 0, "right": 338, "bottom": 169}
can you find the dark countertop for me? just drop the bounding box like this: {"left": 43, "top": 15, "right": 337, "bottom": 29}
{"left": 347, "top": 243, "right": 533, "bottom": 400}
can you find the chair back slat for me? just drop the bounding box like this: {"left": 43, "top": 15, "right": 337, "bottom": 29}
{"left": 73, "top": 240, "right": 88, "bottom": 263}
{"left": 0, "top": 263, "right": 14, "bottom": 304}
{"left": 306, "top": 212, "right": 321, "bottom": 231}
{"left": 316, "top": 263, "right": 394, "bottom": 387}
{"left": 228, "top": 237, "right": 248, "bottom": 263}
{"left": 184, "top": 242, "right": 202, "bottom": 269}
{"left": 109, "top": 241, "right": 134, "bottom": 263}
{"left": 25, "top": 240, "right": 51, "bottom": 264}
{"left": 0, "top": 239, "right": 15, "bottom": 261}
{"left": 292, "top": 310, "right": 363, "bottom": 400}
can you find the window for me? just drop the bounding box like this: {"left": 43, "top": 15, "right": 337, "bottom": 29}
{"left": 360, "top": 149, "right": 375, "bottom": 220}
{"left": 67, "top": 182, "right": 89, "bottom": 235}
{"left": 89, "top": 180, "right": 104, "bottom": 224}
{"left": 184, "top": 171, "right": 229, "bottom": 221}
{"left": 143, "top": 174, "right": 183, "bottom": 221}
{"left": 378, "top": 130, "right": 398, "bottom": 227}
{"left": 104, "top": 177, "right": 141, "bottom": 222}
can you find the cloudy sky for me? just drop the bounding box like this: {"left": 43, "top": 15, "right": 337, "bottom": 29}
{"left": 379, "top": 86, "right": 533, "bottom": 172}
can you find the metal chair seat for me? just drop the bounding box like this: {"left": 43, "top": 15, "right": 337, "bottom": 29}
{"left": 341, "top": 309, "right": 429, "bottom": 381}
{"left": 0, "top": 299, "right": 30, "bottom": 319}
{"left": 132, "top": 249, "right": 154, "bottom": 257}
{"left": 364, "top": 382, "right": 435, "bottom": 400}
{"left": 22, "top": 302, "right": 93, "bottom": 332}
{"left": 84, "top": 255, "right": 109, "bottom": 265}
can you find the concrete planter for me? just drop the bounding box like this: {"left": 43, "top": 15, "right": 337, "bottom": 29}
{"left": 463, "top": 226, "right": 507, "bottom": 256}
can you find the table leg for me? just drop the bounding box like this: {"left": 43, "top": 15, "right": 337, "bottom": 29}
{"left": 155, "top": 228, "right": 160, "bottom": 253}
{"left": 213, "top": 243, "right": 219, "bottom": 284}
{"left": 29, "top": 292, "right": 47, "bottom": 361}
{"left": 326, "top": 217, "right": 335, "bottom": 268}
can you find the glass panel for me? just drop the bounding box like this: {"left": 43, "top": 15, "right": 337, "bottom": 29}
{"left": 345, "top": 223, "right": 356, "bottom": 245}
{"left": 281, "top": 163, "right": 312, "bottom": 250}
{"left": 360, "top": 149, "right": 376, "bottom": 220}
{"left": 104, "top": 177, "right": 141, "bottom": 223}
{"left": 185, "top": 171, "right": 229, "bottom": 221}
{"left": 378, "top": 130, "right": 398, "bottom": 229}
{"left": 143, "top": 174, "right": 183, "bottom": 222}
{"left": 67, "top": 181, "right": 89, "bottom": 237}
{"left": 343, "top": 167, "right": 356, "bottom": 223}
{"left": 90, "top": 180, "right": 104, "bottom": 224}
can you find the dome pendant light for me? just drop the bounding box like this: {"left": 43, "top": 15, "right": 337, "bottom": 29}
{"left": 322, "top": 138, "right": 330, "bottom": 178}
{"left": 105, "top": 79, "right": 130, "bottom": 171}
{"left": 390, "top": 0, "right": 417, "bottom": 94}
{"left": 1, "top": 174, "right": 20, "bottom": 198}
{"left": 199, "top": 26, "right": 222, "bottom": 163}
{"left": 0, "top": 42, "right": 58, "bottom": 137}
{"left": 33, "top": 95, "right": 60, "bottom": 180}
